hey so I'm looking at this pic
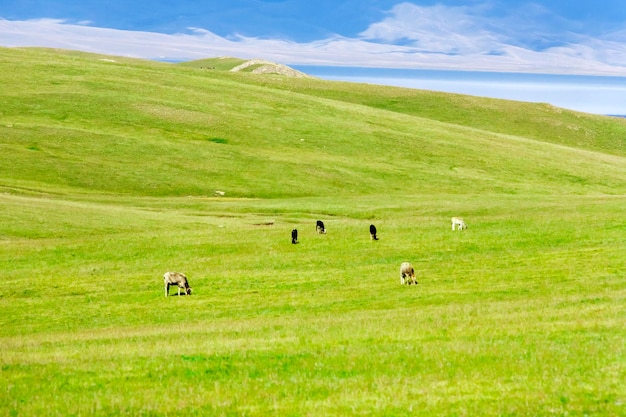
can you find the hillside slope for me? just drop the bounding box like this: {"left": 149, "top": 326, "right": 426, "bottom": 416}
{"left": 1, "top": 47, "right": 626, "bottom": 416}
{"left": 1, "top": 47, "right": 625, "bottom": 198}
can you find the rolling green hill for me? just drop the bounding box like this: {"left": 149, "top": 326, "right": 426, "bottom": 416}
{"left": 1, "top": 47, "right": 625, "bottom": 416}
{"left": 2, "top": 47, "right": 625, "bottom": 198}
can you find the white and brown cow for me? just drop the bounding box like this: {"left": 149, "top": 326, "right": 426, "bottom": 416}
{"left": 400, "top": 262, "right": 417, "bottom": 285}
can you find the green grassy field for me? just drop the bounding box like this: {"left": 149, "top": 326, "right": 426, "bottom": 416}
{"left": 1, "top": 47, "right": 625, "bottom": 416}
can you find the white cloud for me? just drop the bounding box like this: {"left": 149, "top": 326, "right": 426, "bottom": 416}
{"left": 359, "top": 3, "right": 501, "bottom": 54}
{"left": 1, "top": 3, "right": 626, "bottom": 76}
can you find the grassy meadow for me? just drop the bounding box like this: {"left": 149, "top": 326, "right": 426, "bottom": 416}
{"left": 1, "top": 47, "right": 625, "bottom": 416}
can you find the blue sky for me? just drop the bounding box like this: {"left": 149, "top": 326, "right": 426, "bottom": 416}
{"left": 1, "top": 1, "right": 626, "bottom": 114}
{"left": 2, "top": 0, "right": 626, "bottom": 74}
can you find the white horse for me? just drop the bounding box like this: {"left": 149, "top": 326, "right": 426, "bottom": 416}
{"left": 163, "top": 272, "right": 192, "bottom": 297}
{"left": 451, "top": 217, "right": 467, "bottom": 231}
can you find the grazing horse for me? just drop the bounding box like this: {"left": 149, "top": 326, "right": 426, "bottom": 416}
{"left": 400, "top": 262, "right": 417, "bottom": 285}
{"left": 451, "top": 217, "right": 467, "bottom": 231}
{"left": 370, "top": 224, "right": 378, "bottom": 240}
{"left": 164, "top": 272, "right": 192, "bottom": 297}
{"left": 291, "top": 228, "right": 299, "bottom": 244}
{"left": 316, "top": 220, "right": 326, "bottom": 234}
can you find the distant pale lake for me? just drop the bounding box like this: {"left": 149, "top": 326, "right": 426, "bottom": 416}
{"left": 293, "top": 66, "right": 626, "bottom": 116}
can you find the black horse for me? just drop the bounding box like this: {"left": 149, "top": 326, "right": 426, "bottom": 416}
{"left": 370, "top": 224, "right": 378, "bottom": 240}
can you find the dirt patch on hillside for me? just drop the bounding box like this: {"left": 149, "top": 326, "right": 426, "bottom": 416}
{"left": 230, "top": 59, "right": 314, "bottom": 78}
